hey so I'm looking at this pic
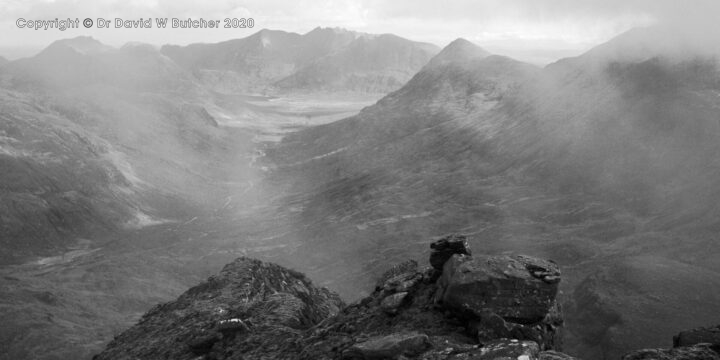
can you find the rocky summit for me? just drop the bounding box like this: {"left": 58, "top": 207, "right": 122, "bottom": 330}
{"left": 93, "top": 257, "right": 344, "bottom": 360}
{"left": 93, "top": 235, "right": 720, "bottom": 360}
{"left": 95, "top": 235, "right": 577, "bottom": 359}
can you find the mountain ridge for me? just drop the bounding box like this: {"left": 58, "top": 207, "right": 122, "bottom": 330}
{"left": 265, "top": 24, "right": 720, "bottom": 359}
{"left": 160, "top": 28, "right": 439, "bottom": 94}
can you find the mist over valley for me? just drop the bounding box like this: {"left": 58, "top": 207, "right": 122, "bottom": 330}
{"left": 1, "top": 7, "right": 720, "bottom": 360}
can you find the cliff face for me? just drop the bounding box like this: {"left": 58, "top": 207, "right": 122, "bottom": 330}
{"left": 95, "top": 235, "right": 571, "bottom": 360}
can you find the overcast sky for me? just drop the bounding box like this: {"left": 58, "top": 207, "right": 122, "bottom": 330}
{"left": 0, "top": 0, "right": 716, "bottom": 64}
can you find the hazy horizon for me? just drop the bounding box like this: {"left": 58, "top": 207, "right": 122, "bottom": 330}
{"left": 4, "top": 0, "right": 717, "bottom": 65}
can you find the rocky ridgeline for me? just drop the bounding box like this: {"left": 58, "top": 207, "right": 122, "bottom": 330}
{"left": 94, "top": 234, "right": 720, "bottom": 359}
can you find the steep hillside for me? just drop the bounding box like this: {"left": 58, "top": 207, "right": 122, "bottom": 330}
{"left": 0, "top": 37, "right": 254, "bottom": 262}
{"left": 425, "top": 38, "right": 491, "bottom": 67}
{"left": 0, "top": 88, "right": 139, "bottom": 261}
{"left": 266, "top": 27, "right": 720, "bottom": 359}
{"left": 0, "top": 37, "right": 264, "bottom": 360}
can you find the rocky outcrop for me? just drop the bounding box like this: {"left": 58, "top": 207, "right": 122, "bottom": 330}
{"left": 622, "top": 344, "right": 720, "bottom": 360}
{"left": 342, "top": 332, "right": 431, "bottom": 359}
{"left": 93, "top": 257, "right": 344, "bottom": 360}
{"left": 435, "top": 252, "right": 562, "bottom": 350}
{"left": 429, "top": 234, "right": 472, "bottom": 271}
{"left": 621, "top": 325, "right": 720, "bottom": 360}
{"left": 674, "top": 325, "right": 720, "bottom": 348}
{"left": 95, "top": 237, "right": 571, "bottom": 359}
{"left": 436, "top": 254, "right": 560, "bottom": 322}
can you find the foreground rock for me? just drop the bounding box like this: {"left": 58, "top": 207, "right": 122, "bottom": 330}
{"left": 622, "top": 344, "right": 720, "bottom": 360}
{"left": 437, "top": 254, "right": 560, "bottom": 322}
{"left": 342, "top": 332, "right": 431, "bottom": 359}
{"left": 622, "top": 325, "right": 720, "bottom": 360}
{"left": 436, "top": 253, "right": 562, "bottom": 350}
{"left": 93, "top": 257, "right": 344, "bottom": 360}
{"left": 674, "top": 324, "right": 720, "bottom": 348}
{"left": 429, "top": 234, "right": 472, "bottom": 271}
{"left": 95, "top": 237, "right": 571, "bottom": 359}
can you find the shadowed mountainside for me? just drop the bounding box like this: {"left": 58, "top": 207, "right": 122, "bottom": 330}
{"left": 266, "top": 28, "right": 720, "bottom": 359}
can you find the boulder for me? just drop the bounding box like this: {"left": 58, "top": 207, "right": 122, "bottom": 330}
{"left": 437, "top": 254, "right": 560, "bottom": 323}
{"left": 376, "top": 260, "right": 419, "bottom": 290}
{"left": 674, "top": 325, "right": 720, "bottom": 348}
{"left": 342, "top": 332, "right": 431, "bottom": 359}
{"left": 381, "top": 292, "right": 409, "bottom": 315}
{"left": 429, "top": 234, "right": 472, "bottom": 271}
{"left": 622, "top": 344, "right": 720, "bottom": 360}
{"left": 471, "top": 304, "right": 562, "bottom": 351}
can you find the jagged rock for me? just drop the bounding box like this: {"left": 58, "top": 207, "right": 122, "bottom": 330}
{"left": 622, "top": 344, "right": 720, "bottom": 360}
{"left": 477, "top": 339, "right": 540, "bottom": 359}
{"left": 342, "top": 332, "right": 431, "bottom": 359}
{"left": 437, "top": 254, "right": 560, "bottom": 323}
{"left": 376, "top": 260, "right": 419, "bottom": 290}
{"left": 674, "top": 325, "right": 720, "bottom": 347}
{"left": 429, "top": 234, "right": 472, "bottom": 271}
{"left": 539, "top": 350, "right": 579, "bottom": 360}
{"left": 395, "top": 277, "right": 421, "bottom": 293}
{"left": 95, "top": 242, "right": 567, "bottom": 360}
{"left": 381, "top": 292, "right": 409, "bottom": 315}
{"left": 94, "top": 257, "right": 344, "bottom": 360}
{"left": 470, "top": 304, "right": 562, "bottom": 351}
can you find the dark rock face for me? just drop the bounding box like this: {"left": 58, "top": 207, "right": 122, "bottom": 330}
{"left": 95, "top": 239, "right": 565, "bottom": 359}
{"left": 622, "top": 344, "right": 720, "bottom": 360}
{"left": 621, "top": 325, "right": 720, "bottom": 360}
{"left": 674, "top": 325, "right": 720, "bottom": 348}
{"left": 470, "top": 303, "right": 563, "bottom": 351}
{"left": 429, "top": 234, "right": 472, "bottom": 271}
{"left": 437, "top": 254, "right": 560, "bottom": 323}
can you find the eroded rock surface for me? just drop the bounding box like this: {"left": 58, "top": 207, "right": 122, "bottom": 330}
{"left": 95, "top": 238, "right": 567, "bottom": 359}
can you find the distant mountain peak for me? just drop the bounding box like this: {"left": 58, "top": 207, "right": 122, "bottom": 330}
{"left": 42, "top": 36, "right": 113, "bottom": 56}
{"left": 554, "top": 24, "right": 720, "bottom": 69}
{"left": 304, "top": 26, "right": 368, "bottom": 41}
{"left": 307, "top": 26, "right": 353, "bottom": 34}
{"left": 427, "top": 38, "right": 490, "bottom": 67}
